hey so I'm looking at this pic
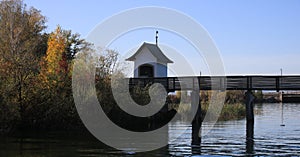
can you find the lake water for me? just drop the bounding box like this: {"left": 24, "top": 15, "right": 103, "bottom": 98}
{"left": 1, "top": 103, "right": 300, "bottom": 156}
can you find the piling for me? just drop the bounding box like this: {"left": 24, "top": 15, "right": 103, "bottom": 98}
{"left": 191, "top": 90, "right": 202, "bottom": 145}
{"left": 245, "top": 90, "right": 255, "bottom": 155}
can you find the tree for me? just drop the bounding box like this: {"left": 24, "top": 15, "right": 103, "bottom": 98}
{"left": 95, "top": 49, "right": 119, "bottom": 78}
{"left": 40, "top": 26, "right": 68, "bottom": 85}
{"left": 40, "top": 26, "right": 91, "bottom": 85}
{"left": 35, "top": 26, "right": 91, "bottom": 129}
{"left": 0, "top": 0, "right": 47, "bottom": 127}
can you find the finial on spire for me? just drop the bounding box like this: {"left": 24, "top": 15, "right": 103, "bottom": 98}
{"left": 156, "top": 31, "right": 159, "bottom": 45}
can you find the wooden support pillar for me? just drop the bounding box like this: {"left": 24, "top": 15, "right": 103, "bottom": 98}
{"left": 191, "top": 90, "right": 201, "bottom": 145}
{"left": 245, "top": 90, "right": 255, "bottom": 155}
{"left": 245, "top": 90, "right": 255, "bottom": 124}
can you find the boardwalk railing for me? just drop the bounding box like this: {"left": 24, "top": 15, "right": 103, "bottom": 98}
{"left": 128, "top": 76, "right": 300, "bottom": 91}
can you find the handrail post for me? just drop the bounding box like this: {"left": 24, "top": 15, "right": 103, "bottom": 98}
{"left": 192, "top": 77, "right": 195, "bottom": 90}
{"left": 247, "top": 76, "right": 252, "bottom": 90}
{"left": 276, "top": 77, "right": 280, "bottom": 92}
{"left": 173, "top": 77, "right": 175, "bottom": 90}
{"left": 247, "top": 77, "right": 249, "bottom": 90}
{"left": 166, "top": 77, "right": 169, "bottom": 92}
{"left": 198, "top": 76, "right": 200, "bottom": 90}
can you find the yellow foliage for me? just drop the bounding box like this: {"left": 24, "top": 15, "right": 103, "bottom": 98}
{"left": 40, "top": 26, "right": 68, "bottom": 87}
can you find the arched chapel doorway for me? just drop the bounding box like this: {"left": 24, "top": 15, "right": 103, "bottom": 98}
{"left": 138, "top": 64, "right": 154, "bottom": 78}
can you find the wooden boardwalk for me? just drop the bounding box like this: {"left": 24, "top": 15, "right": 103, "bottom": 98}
{"left": 128, "top": 75, "right": 300, "bottom": 145}
{"left": 128, "top": 75, "right": 300, "bottom": 91}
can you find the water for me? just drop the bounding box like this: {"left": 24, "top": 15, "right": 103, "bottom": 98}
{"left": 1, "top": 103, "right": 300, "bottom": 156}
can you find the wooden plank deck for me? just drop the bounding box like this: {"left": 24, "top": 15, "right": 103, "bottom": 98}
{"left": 128, "top": 75, "right": 300, "bottom": 91}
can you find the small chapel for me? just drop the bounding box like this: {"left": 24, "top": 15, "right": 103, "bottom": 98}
{"left": 126, "top": 31, "right": 173, "bottom": 78}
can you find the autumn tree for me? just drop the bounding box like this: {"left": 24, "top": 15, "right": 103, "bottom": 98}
{"left": 34, "top": 26, "right": 91, "bottom": 129}
{"left": 41, "top": 26, "right": 68, "bottom": 85}
{"left": 0, "top": 0, "right": 47, "bottom": 128}
{"left": 40, "top": 26, "right": 90, "bottom": 85}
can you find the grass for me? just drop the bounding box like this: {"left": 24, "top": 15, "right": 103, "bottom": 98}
{"left": 170, "top": 102, "right": 246, "bottom": 121}
{"left": 218, "top": 103, "right": 246, "bottom": 121}
{"left": 201, "top": 103, "right": 246, "bottom": 121}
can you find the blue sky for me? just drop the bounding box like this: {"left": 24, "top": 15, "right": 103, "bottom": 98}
{"left": 25, "top": 0, "right": 300, "bottom": 75}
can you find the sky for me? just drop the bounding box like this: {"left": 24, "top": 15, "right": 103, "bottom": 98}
{"left": 24, "top": 0, "right": 300, "bottom": 76}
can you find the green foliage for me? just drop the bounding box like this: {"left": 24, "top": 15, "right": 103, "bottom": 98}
{"left": 201, "top": 91, "right": 246, "bottom": 121}
{"left": 219, "top": 103, "right": 246, "bottom": 121}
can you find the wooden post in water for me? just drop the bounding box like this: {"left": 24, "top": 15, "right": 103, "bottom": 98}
{"left": 245, "top": 90, "right": 255, "bottom": 155}
{"left": 245, "top": 90, "right": 255, "bottom": 124}
{"left": 191, "top": 89, "right": 202, "bottom": 145}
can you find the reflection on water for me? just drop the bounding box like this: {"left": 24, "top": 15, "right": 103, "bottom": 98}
{"left": 0, "top": 103, "right": 300, "bottom": 156}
